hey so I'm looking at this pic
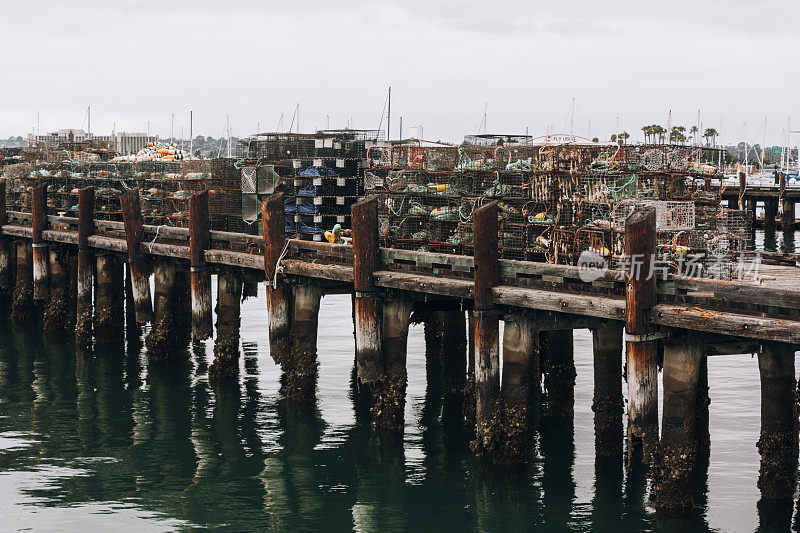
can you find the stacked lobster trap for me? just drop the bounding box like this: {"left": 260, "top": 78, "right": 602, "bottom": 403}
{"left": 0, "top": 152, "right": 241, "bottom": 230}
{"left": 369, "top": 141, "right": 737, "bottom": 276}
{"left": 240, "top": 130, "right": 377, "bottom": 241}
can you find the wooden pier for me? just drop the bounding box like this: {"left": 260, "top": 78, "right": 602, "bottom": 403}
{"left": 2, "top": 182, "right": 800, "bottom": 514}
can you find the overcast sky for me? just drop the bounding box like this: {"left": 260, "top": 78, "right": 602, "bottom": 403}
{"left": 1, "top": 0, "right": 798, "bottom": 144}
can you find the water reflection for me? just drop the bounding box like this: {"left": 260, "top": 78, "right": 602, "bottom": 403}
{"left": 0, "top": 304, "right": 783, "bottom": 531}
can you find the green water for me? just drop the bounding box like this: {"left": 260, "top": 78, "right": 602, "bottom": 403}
{"left": 0, "top": 290, "right": 793, "bottom": 532}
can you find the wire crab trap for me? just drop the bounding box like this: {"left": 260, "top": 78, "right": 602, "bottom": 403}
{"left": 666, "top": 147, "right": 691, "bottom": 171}
{"left": 390, "top": 145, "right": 425, "bottom": 169}
{"left": 611, "top": 200, "right": 696, "bottom": 232}
{"left": 367, "top": 146, "right": 393, "bottom": 168}
{"left": 423, "top": 147, "right": 459, "bottom": 172}
{"left": 456, "top": 146, "right": 503, "bottom": 171}
{"left": 499, "top": 220, "right": 526, "bottom": 260}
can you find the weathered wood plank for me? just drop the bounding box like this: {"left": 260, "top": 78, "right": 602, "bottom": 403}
{"left": 652, "top": 304, "right": 800, "bottom": 344}
{"left": 491, "top": 286, "right": 626, "bottom": 319}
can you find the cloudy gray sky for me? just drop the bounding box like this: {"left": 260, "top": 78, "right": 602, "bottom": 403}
{"left": 1, "top": 0, "right": 798, "bottom": 144}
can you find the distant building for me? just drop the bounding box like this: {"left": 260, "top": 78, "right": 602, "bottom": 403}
{"left": 27, "top": 129, "right": 159, "bottom": 154}
{"left": 28, "top": 128, "right": 111, "bottom": 145}
{"left": 112, "top": 132, "right": 159, "bottom": 155}
{"left": 463, "top": 134, "right": 533, "bottom": 146}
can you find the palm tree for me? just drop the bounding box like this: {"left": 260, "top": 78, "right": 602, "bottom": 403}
{"left": 703, "top": 128, "right": 718, "bottom": 148}
{"left": 670, "top": 126, "right": 687, "bottom": 144}
{"left": 652, "top": 125, "right": 666, "bottom": 144}
{"left": 689, "top": 125, "right": 698, "bottom": 145}
{"left": 641, "top": 125, "right": 652, "bottom": 144}
{"left": 619, "top": 131, "right": 630, "bottom": 145}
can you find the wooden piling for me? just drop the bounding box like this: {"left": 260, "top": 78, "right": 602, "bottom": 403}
{"left": 764, "top": 199, "right": 778, "bottom": 243}
{"left": 31, "top": 184, "right": 48, "bottom": 301}
{"left": 625, "top": 206, "right": 659, "bottom": 461}
{"left": 781, "top": 198, "right": 794, "bottom": 252}
{"left": 376, "top": 296, "right": 413, "bottom": 430}
{"left": 42, "top": 247, "right": 68, "bottom": 331}
{"left": 124, "top": 262, "right": 137, "bottom": 333}
{"left": 463, "top": 308, "right": 477, "bottom": 436}
{"left": 12, "top": 240, "right": 33, "bottom": 322}
{"left": 738, "top": 170, "right": 746, "bottom": 210}
{"left": 542, "top": 329, "right": 575, "bottom": 422}
{"left": 0, "top": 179, "right": 9, "bottom": 297}
{"left": 146, "top": 258, "right": 176, "bottom": 361}
{"left": 497, "top": 313, "right": 536, "bottom": 465}
{"left": 592, "top": 323, "right": 624, "bottom": 458}
{"left": 423, "top": 304, "right": 467, "bottom": 397}
{"left": 210, "top": 268, "right": 243, "bottom": 381}
{"left": 757, "top": 342, "right": 798, "bottom": 501}
{"left": 654, "top": 331, "right": 703, "bottom": 512}
{"left": 76, "top": 187, "right": 94, "bottom": 346}
{"left": 285, "top": 282, "right": 321, "bottom": 402}
{"left": 472, "top": 201, "right": 500, "bottom": 455}
{"left": 745, "top": 198, "right": 756, "bottom": 249}
{"left": 65, "top": 249, "right": 77, "bottom": 329}
{"left": 352, "top": 197, "right": 383, "bottom": 393}
{"left": 94, "top": 254, "right": 117, "bottom": 344}
{"left": 262, "top": 193, "right": 292, "bottom": 367}
{"left": 696, "top": 356, "right": 711, "bottom": 455}
{"left": 189, "top": 191, "right": 212, "bottom": 340}
{"left": 120, "top": 188, "right": 153, "bottom": 325}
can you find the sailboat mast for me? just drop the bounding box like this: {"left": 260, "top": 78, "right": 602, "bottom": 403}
{"left": 387, "top": 86, "right": 391, "bottom": 141}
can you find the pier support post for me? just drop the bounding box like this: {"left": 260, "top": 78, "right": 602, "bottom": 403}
{"left": 146, "top": 258, "right": 176, "bottom": 361}
{"left": 210, "top": 268, "right": 243, "bottom": 382}
{"left": 738, "top": 170, "right": 746, "bottom": 211}
{"left": 542, "top": 329, "right": 575, "bottom": 423}
{"left": 0, "top": 179, "right": 10, "bottom": 298}
{"left": 625, "top": 206, "right": 659, "bottom": 462}
{"left": 696, "top": 357, "right": 711, "bottom": 455}
{"left": 147, "top": 258, "right": 174, "bottom": 354}
{"left": 472, "top": 201, "right": 500, "bottom": 457}
{"left": 463, "top": 309, "right": 477, "bottom": 435}
{"left": 262, "top": 193, "right": 292, "bottom": 367}
{"left": 592, "top": 323, "right": 624, "bottom": 458}
{"left": 654, "top": 331, "right": 703, "bottom": 513}
{"left": 76, "top": 187, "right": 94, "bottom": 346}
{"left": 781, "top": 198, "right": 794, "bottom": 253}
{"left": 745, "top": 198, "right": 756, "bottom": 249}
{"left": 423, "top": 303, "right": 467, "bottom": 398}
{"left": 94, "top": 254, "right": 118, "bottom": 344}
{"left": 757, "top": 342, "right": 798, "bottom": 501}
{"left": 31, "top": 184, "right": 48, "bottom": 301}
{"left": 120, "top": 188, "right": 153, "bottom": 325}
{"left": 764, "top": 199, "right": 778, "bottom": 247}
{"left": 189, "top": 191, "right": 212, "bottom": 340}
{"left": 352, "top": 197, "right": 383, "bottom": 399}
{"left": 42, "top": 247, "right": 68, "bottom": 331}
{"left": 286, "top": 282, "right": 322, "bottom": 402}
{"left": 12, "top": 240, "right": 33, "bottom": 322}
{"left": 497, "top": 313, "right": 536, "bottom": 465}
{"left": 376, "top": 296, "right": 413, "bottom": 430}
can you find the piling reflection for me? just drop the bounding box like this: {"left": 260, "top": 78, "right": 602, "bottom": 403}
{"left": 0, "top": 312, "right": 765, "bottom": 532}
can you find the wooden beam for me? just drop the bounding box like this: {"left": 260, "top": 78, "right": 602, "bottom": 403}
{"left": 352, "top": 196, "right": 383, "bottom": 392}
{"left": 262, "top": 193, "right": 292, "bottom": 366}
{"left": 652, "top": 304, "right": 800, "bottom": 344}
{"left": 189, "top": 191, "right": 212, "bottom": 340}
{"left": 76, "top": 187, "right": 94, "bottom": 347}
{"left": 31, "top": 184, "right": 48, "bottom": 300}
{"left": 0, "top": 179, "right": 8, "bottom": 294}
{"left": 473, "top": 200, "right": 500, "bottom": 454}
{"left": 120, "top": 189, "right": 152, "bottom": 324}
{"left": 625, "top": 205, "right": 659, "bottom": 461}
